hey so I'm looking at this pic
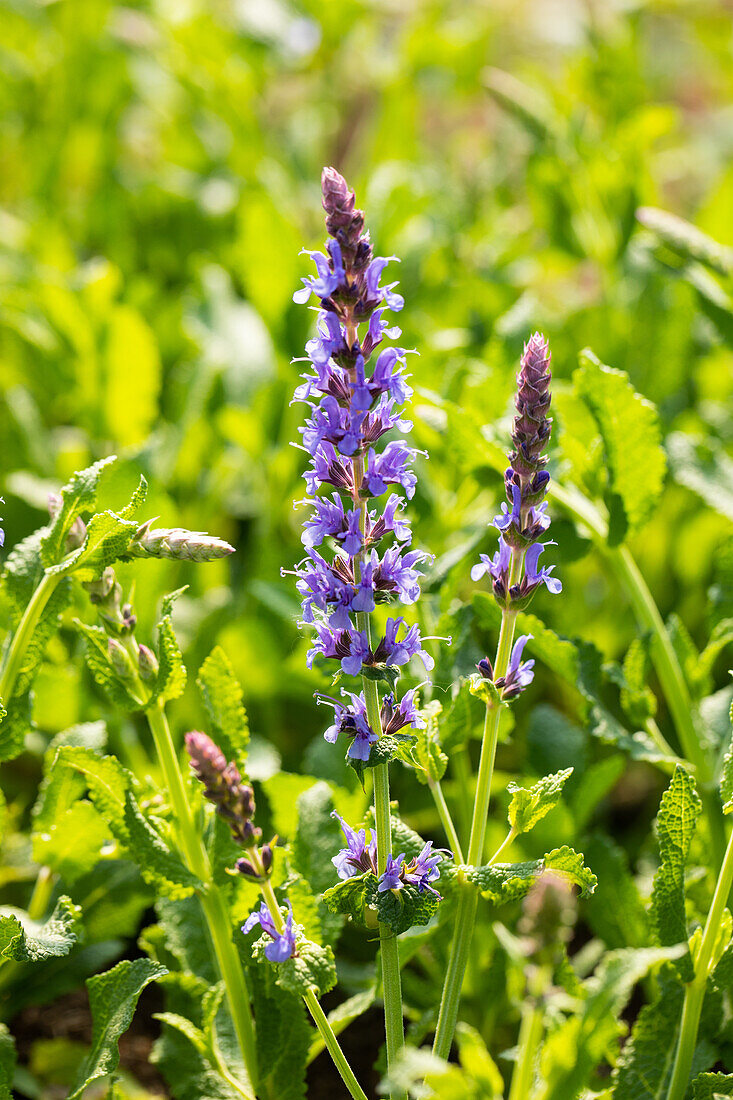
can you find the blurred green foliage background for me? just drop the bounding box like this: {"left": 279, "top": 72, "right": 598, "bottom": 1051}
{"left": 1, "top": 0, "right": 732, "bottom": 796}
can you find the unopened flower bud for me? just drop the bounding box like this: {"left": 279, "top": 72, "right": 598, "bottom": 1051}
{"left": 108, "top": 638, "right": 137, "bottom": 681}
{"left": 121, "top": 603, "right": 137, "bottom": 633}
{"left": 129, "top": 520, "right": 235, "bottom": 562}
{"left": 66, "top": 515, "right": 87, "bottom": 551}
{"left": 137, "top": 644, "right": 159, "bottom": 682}
{"left": 185, "top": 731, "right": 258, "bottom": 847}
{"left": 85, "top": 567, "right": 117, "bottom": 604}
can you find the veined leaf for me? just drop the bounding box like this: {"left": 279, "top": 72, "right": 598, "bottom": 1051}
{"left": 252, "top": 930, "right": 336, "bottom": 998}
{"left": 322, "top": 874, "right": 372, "bottom": 926}
{"left": 507, "top": 768, "right": 574, "bottom": 834}
{"left": 611, "top": 963, "right": 684, "bottom": 1099}
{"left": 651, "top": 766, "right": 701, "bottom": 980}
{"left": 409, "top": 700, "right": 448, "bottom": 784}
{"left": 575, "top": 350, "right": 667, "bottom": 544}
{"left": 48, "top": 476, "right": 147, "bottom": 580}
{"left": 196, "top": 646, "right": 250, "bottom": 764}
{"left": 146, "top": 612, "right": 186, "bottom": 709}
{"left": 68, "top": 959, "right": 168, "bottom": 1099}
{"left": 366, "top": 876, "right": 441, "bottom": 936}
{"left": 0, "top": 895, "right": 81, "bottom": 962}
{"left": 693, "top": 1072, "right": 733, "bottom": 1098}
{"left": 76, "top": 620, "right": 143, "bottom": 711}
{"left": 40, "top": 456, "right": 117, "bottom": 567}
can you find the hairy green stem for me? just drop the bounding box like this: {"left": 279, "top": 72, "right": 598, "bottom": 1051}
{"left": 432, "top": 596, "right": 519, "bottom": 1061}
{"left": 259, "top": 880, "right": 368, "bottom": 1100}
{"left": 428, "top": 777, "right": 464, "bottom": 864}
{"left": 666, "top": 826, "right": 733, "bottom": 1100}
{"left": 147, "top": 703, "right": 258, "bottom": 1096}
{"left": 0, "top": 570, "right": 59, "bottom": 703}
{"left": 508, "top": 997, "right": 544, "bottom": 1100}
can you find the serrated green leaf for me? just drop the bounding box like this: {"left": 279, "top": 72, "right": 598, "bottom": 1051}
{"left": 322, "top": 874, "right": 373, "bottom": 926}
{"left": 40, "top": 456, "right": 118, "bottom": 567}
{"left": 439, "top": 681, "right": 485, "bottom": 750}
{"left": 253, "top": 932, "right": 336, "bottom": 998}
{"left": 123, "top": 789, "right": 200, "bottom": 899}
{"left": 613, "top": 964, "right": 687, "bottom": 1100}
{"left": 408, "top": 700, "right": 448, "bottom": 784}
{"left": 544, "top": 846, "right": 597, "bottom": 897}
{"left": 0, "top": 895, "right": 81, "bottom": 962}
{"left": 652, "top": 766, "right": 701, "bottom": 980}
{"left": 693, "top": 1072, "right": 733, "bottom": 1098}
{"left": 621, "top": 636, "right": 658, "bottom": 725}
{"left": 68, "top": 958, "right": 168, "bottom": 1099}
{"left": 575, "top": 350, "right": 666, "bottom": 543}
{"left": 196, "top": 646, "right": 250, "bottom": 764}
{"left": 507, "top": 768, "right": 573, "bottom": 834}
{"left": 464, "top": 860, "right": 544, "bottom": 903}
{"left": 366, "top": 876, "right": 441, "bottom": 935}
{"left": 248, "top": 958, "right": 311, "bottom": 1100}
{"left": 347, "top": 733, "right": 416, "bottom": 786}
{"left": 75, "top": 620, "right": 143, "bottom": 711}
{"left": 56, "top": 746, "right": 201, "bottom": 898}
{"left": 145, "top": 615, "right": 186, "bottom": 708}
{"left": 49, "top": 476, "right": 147, "bottom": 579}
{"left": 291, "top": 782, "right": 344, "bottom": 943}
{"left": 32, "top": 800, "right": 108, "bottom": 883}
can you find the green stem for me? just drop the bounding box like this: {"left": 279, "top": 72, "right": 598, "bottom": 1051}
{"left": 489, "top": 828, "right": 517, "bottom": 866}
{"left": 428, "top": 777, "right": 464, "bottom": 864}
{"left": 508, "top": 998, "right": 544, "bottom": 1100}
{"left": 259, "top": 880, "right": 368, "bottom": 1100}
{"left": 146, "top": 703, "right": 259, "bottom": 1096}
{"left": 550, "top": 482, "right": 726, "bottom": 868}
{"left": 363, "top": 675, "right": 406, "bottom": 1100}
{"left": 432, "top": 600, "right": 520, "bottom": 1061}
{"left": 666, "top": 826, "right": 733, "bottom": 1100}
{"left": 0, "top": 570, "right": 59, "bottom": 702}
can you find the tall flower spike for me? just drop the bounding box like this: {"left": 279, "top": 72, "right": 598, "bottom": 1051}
{"left": 291, "top": 167, "right": 433, "bottom": 714}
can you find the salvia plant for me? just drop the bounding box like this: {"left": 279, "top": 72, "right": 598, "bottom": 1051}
{"left": 0, "top": 166, "right": 731, "bottom": 1100}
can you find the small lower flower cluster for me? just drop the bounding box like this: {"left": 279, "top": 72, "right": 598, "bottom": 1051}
{"left": 332, "top": 812, "right": 450, "bottom": 899}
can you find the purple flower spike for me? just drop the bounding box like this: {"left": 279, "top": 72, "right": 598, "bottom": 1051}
{"left": 292, "top": 167, "right": 438, "bottom": 775}
{"left": 242, "top": 902, "right": 298, "bottom": 962}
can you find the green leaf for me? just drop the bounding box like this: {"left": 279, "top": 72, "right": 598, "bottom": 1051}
{"left": 464, "top": 860, "right": 544, "bottom": 903}
{"left": 347, "top": 733, "right": 416, "bottom": 787}
{"left": 40, "top": 456, "right": 118, "bottom": 567}
{"left": 507, "top": 768, "right": 574, "bottom": 834}
{"left": 651, "top": 766, "right": 701, "bottom": 979}
{"left": 584, "top": 834, "right": 650, "bottom": 949}
{"left": 693, "top": 1072, "right": 733, "bottom": 1098}
{"left": 636, "top": 207, "right": 733, "bottom": 277}
{"left": 0, "top": 1025, "right": 16, "bottom": 1100}
{"left": 366, "top": 877, "right": 441, "bottom": 935}
{"left": 68, "top": 959, "right": 168, "bottom": 1099}
{"left": 667, "top": 432, "right": 733, "bottom": 523}
{"left": 322, "top": 874, "right": 373, "bottom": 926}
{"left": 196, "top": 646, "right": 250, "bottom": 764}
{"left": 465, "top": 846, "right": 596, "bottom": 903}
{"left": 75, "top": 621, "right": 142, "bottom": 711}
{"left": 56, "top": 746, "right": 201, "bottom": 898}
{"left": 575, "top": 350, "right": 667, "bottom": 543}
{"left": 49, "top": 476, "right": 147, "bottom": 580}
{"left": 253, "top": 931, "right": 336, "bottom": 998}
{"left": 123, "top": 789, "right": 201, "bottom": 899}
{"left": 544, "top": 847, "right": 597, "bottom": 897}
{"left": 33, "top": 800, "right": 108, "bottom": 884}
{"left": 0, "top": 895, "right": 81, "bottom": 962}
{"left": 291, "top": 782, "right": 345, "bottom": 943}
{"left": 145, "top": 613, "right": 186, "bottom": 708}
{"left": 620, "top": 636, "right": 658, "bottom": 725}
{"left": 248, "top": 960, "right": 311, "bottom": 1100}
{"left": 408, "top": 700, "right": 448, "bottom": 784}
{"left": 439, "top": 681, "right": 485, "bottom": 750}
